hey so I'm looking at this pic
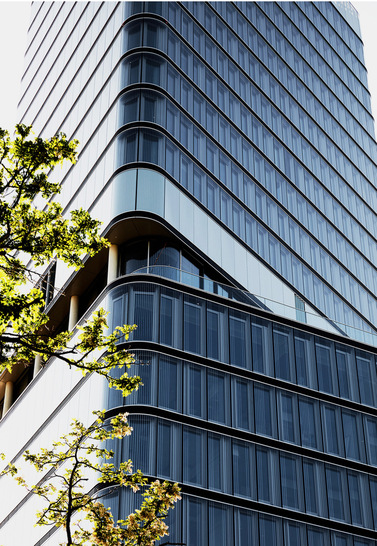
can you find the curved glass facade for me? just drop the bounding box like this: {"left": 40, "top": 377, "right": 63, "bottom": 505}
{"left": 111, "top": 275, "right": 377, "bottom": 543}
{"left": 3, "top": 3, "right": 377, "bottom": 546}
{"left": 111, "top": 1, "right": 377, "bottom": 337}
{"left": 109, "top": 281, "right": 377, "bottom": 411}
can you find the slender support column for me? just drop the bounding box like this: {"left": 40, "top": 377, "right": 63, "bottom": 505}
{"left": 3, "top": 381, "right": 14, "bottom": 416}
{"left": 107, "top": 243, "right": 118, "bottom": 284}
{"left": 33, "top": 354, "right": 42, "bottom": 378}
{"left": 68, "top": 295, "right": 79, "bottom": 331}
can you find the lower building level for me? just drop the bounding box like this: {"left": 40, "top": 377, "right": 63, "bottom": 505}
{"left": 1, "top": 215, "right": 377, "bottom": 545}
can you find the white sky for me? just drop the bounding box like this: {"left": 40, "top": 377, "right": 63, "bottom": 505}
{"left": 0, "top": 1, "right": 376, "bottom": 134}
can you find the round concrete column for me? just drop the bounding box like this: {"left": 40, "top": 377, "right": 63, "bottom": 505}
{"left": 3, "top": 381, "right": 14, "bottom": 416}
{"left": 33, "top": 354, "right": 42, "bottom": 377}
{"left": 68, "top": 295, "right": 79, "bottom": 331}
{"left": 107, "top": 244, "right": 118, "bottom": 284}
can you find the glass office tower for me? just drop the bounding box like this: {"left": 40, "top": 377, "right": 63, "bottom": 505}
{"left": 1, "top": 2, "right": 377, "bottom": 545}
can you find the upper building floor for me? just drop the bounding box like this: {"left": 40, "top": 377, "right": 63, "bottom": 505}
{"left": 16, "top": 2, "right": 377, "bottom": 345}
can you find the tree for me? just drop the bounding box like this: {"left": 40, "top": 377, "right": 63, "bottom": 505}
{"left": 0, "top": 125, "right": 180, "bottom": 544}
{"left": 3, "top": 412, "right": 180, "bottom": 546}
{"left": 0, "top": 124, "right": 109, "bottom": 371}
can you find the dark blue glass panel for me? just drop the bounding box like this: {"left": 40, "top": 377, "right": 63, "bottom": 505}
{"left": 257, "top": 448, "right": 270, "bottom": 502}
{"left": 187, "top": 365, "right": 203, "bottom": 418}
{"left": 180, "top": 156, "right": 191, "bottom": 191}
{"left": 369, "top": 479, "right": 377, "bottom": 529}
{"left": 183, "top": 427, "right": 204, "bottom": 486}
{"left": 323, "top": 407, "right": 339, "bottom": 455}
{"left": 233, "top": 441, "right": 251, "bottom": 498}
{"left": 112, "top": 295, "right": 126, "bottom": 337}
{"left": 252, "top": 322, "right": 264, "bottom": 373}
{"left": 123, "top": 131, "right": 138, "bottom": 163}
{"left": 208, "top": 371, "right": 226, "bottom": 424}
{"left": 150, "top": 243, "right": 180, "bottom": 280}
{"left": 143, "top": 94, "right": 158, "bottom": 122}
{"left": 181, "top": 252, "right": 200, "bottom": 279}
{"left": 126, "top": 21, "right": 142, "bottom": 49}
{"left": 316, "top": 342, "right": 333, "bottom": 394}
{"left": 307, "top": 529, "right": 325, "bottom": 546}
{"left": 356, "top": 355, "right": 374, "bottom": 406}
{"left": 336, "top": 349, "right": 351, "bottom": 399}
{"left": 121, "top": 91, "right": 139, "bottom": 124}
{"left": 207, "top": 308, "right": 220, "bottom": 360}
{"left": 294, "top": 335, "right": 308, "bottom": 386}
{"left": 157, "top": 421, "right": 171, "bottom": 478}
{"left": 207, "top": 177, "right": 220, "bottom": 215}
{"left": 145, "top": 21, "right": 159, "bottom": 47}
{"left": 259, "top": 516, "right": 276, "bottom": 546}
{"left": 158, "top": 357, "right": 178, "bottom": 410}
{"left": 184, "top": 300, "right": 201, "bottom": 354}
{"left": 160, "top": 295, "right": 173, "bottom": 346}
{"left": 303, "top": 461, "right": 317, "bottom": 514}
{"left": 236, "top": 509, "right": 253, "bottom": 543}
{"left": 333, "top": 536, "right": 347, "bottom": 546}
{"left": 235, "top": 379, "right": 250, "bottom": 430}
{"left": 145, "top": 2, "right": 163, "bottom": 15}
{"left": 252, "top": 318, "right": 271, "bottom": 373}
{"left": 129, "top": 58, "right": 141, "bottom": 85}
{"left": 120, "top": 240, "right": 148, "bottom": 275}
{"left": 166, "top": 140, "right": 178, "bottom": 177}
{"left": 254, "top": 386, "right": 272, "bottom": 437}
{"left": 140, "top": 131, "right": 160, "bottom": 164}
{"left": 144, "top": 57, "right": 161, "bottom": 85}
{"left": 208, "top": 435, "right": 222, "bottom": 491}
{"left": 280, "top": 455, "right": 298, "bottom": 508}
{"left": 193, "top": 166, "right": 203, "bottom": 201}
{"left": 342, "top": 412, "right": 360, "bottom": 461}
{"left": 133, "top": 291, "right": 154, "bottom": 340}
{"left": 285, "top": 523, "right": 301, "bottom": 546}
{"left": 128, "top": 417, "right": 151, "bottom": 474}
{"left": 229, "top": 312, "right": 247, "bottom": 367}
{"left": 186, "top": 498, "right": 204, "bottom": 544}
{"left": 348, "top": 473, "right": 362, "bottom": 525}
{"left": 367, "top": 418, "right": 377, "bottom": 465}
{"left": 128, "top": 353, "right": 152, "bottom": 406}
{"left": 209, "top": 503, "right": 230, "bottom": 546}
{"left": 326, "top": 467, "right": 344, "bottom": 521}
{"left": 273, "top": 329, "right": 291, "bottom": 380}
{"left": 280, "top": 394, "right": 294, "bottom": 442}
{"left": 299, "top": 399, "right": 317, "bottom": 449}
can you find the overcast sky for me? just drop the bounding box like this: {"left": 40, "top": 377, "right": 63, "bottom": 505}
{"left": 0, "top": 1, "right": 377, "bottom": 135}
